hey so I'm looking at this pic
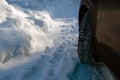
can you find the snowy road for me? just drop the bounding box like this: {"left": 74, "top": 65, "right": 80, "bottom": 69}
{"left": 0, "top": 0, "right": 115, "bottom": 80}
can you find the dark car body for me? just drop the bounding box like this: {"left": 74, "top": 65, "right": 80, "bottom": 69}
{"left": 78, "top": 0, "right": 120, "bottom": 78}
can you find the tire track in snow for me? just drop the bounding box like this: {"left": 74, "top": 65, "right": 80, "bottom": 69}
{"left": 22, "top": 45, "right": 77, "bottom": 80}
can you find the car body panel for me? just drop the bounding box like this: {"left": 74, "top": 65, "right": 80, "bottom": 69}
{"left": 96, "top": 0, "right": 120, "bottom": 54}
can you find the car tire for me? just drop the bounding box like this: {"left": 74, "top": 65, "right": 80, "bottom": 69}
{"left": 78, "top": 11, "right": 95, "bottom": 64}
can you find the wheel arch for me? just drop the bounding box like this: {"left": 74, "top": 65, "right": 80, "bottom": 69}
{"left": 78, "top": 4, "right": 89, "bottom": 25}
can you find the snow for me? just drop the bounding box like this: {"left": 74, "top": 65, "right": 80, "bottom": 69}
{"left": 0, "top": 29, "right": 31, "bottom": 63}
{"left": 0, "top": 0, "right": 115, "bottom": 80}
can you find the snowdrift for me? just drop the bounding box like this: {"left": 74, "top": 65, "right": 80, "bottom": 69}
{"left": 0, "top": 0, "right": 80, "bottom": 63}
{"left": 0, "top": 0, "right": 80, "bottom": 79}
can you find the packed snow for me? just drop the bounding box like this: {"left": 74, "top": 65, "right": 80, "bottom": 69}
{"left": 0, "top": 0, "right": 115, "bottom": 80}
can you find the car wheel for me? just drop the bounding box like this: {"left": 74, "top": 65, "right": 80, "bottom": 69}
{"left": 78, "top": 11, "right": 95, "bottom": 64}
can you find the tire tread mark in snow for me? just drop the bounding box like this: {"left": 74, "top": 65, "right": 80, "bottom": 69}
{"left": 22, "top": 44, "right": 67, "bottom": 80}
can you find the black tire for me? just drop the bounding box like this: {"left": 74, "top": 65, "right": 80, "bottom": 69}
{"left": 78, "top": 11, "right": 95, "bottom": 64}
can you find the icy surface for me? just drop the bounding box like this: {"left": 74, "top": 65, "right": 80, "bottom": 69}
{"left": 0, "top": 0, "right": 115, "bottom": 80}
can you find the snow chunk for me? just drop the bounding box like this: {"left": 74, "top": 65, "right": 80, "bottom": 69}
{"left": 0, "top": 29, "right": 31, "bottom": 63}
